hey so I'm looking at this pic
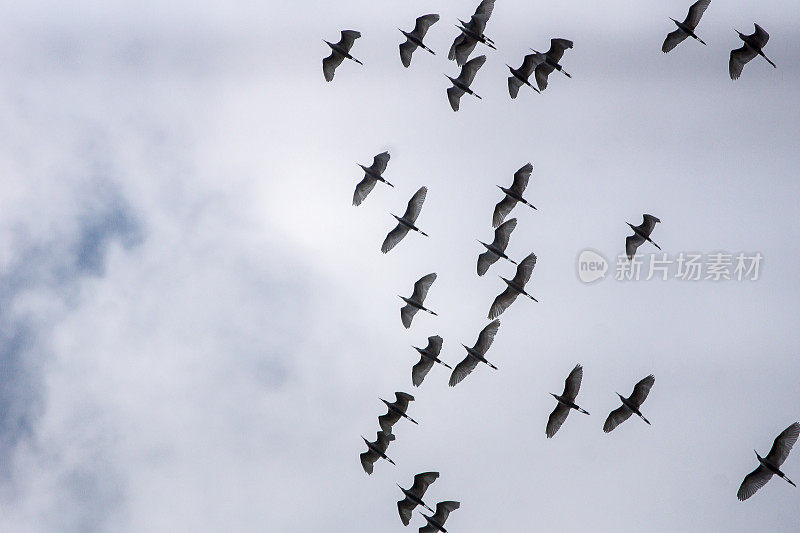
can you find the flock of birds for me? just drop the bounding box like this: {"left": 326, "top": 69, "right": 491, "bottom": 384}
{"left": 324, "top": 1, "right": 794, "bottom": 529}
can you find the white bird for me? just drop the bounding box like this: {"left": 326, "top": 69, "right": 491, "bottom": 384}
{"left": 360, "top": 430, "right": 396, "bottom": 474}
{"left": 400, "top": 14, "right": 440, "bottom": 67}
{"left": 400, "top": 273, "right": 438, "bottom": 329}
{"left": 448, "top": 0, "right": 496, "bottom": 65}
{"left": 531, "top": 38, "right": 573, "bottom": 91}
{"left": 507, "top": 53, "right": 543, "bottom": 98}
{"left": 420, "top": 501, "right": 460, "bottom": 533}
{"left": 378, "top": 392, "right": 418, "bottom": 434}
{"left": 493, "top": 163, "right": 536, "bottom": 227}
{"left": 625, "top": 214, "right": 661, "bottom": 260}
{"left": 477, "top": 218, "right": 517, "bottom": 276}
{"left": 603, "top": 375, "right": 655, "bottom": 433}
{"left": 546, "top": 364, "right": 590, "bottom": 438}
{"left": 729, "top": 23, "right": 776, "bottom": 80}
{"left": 662, "top": 0, "right": 711, "bottom": 53}
{"left": 353, "top": 151, "right": 392, "bottom": 206}
{"left": 446, "top": 55, "right": 486, "bottom": 112}
{"left": 488, "top": 252, "right": 538, "bottom": 319}
{"left": 411, "top": 335, "right": 451, "bottom": 387}
{"left": 738, "top": 422, "right": 799, "bottom": 501}
{"left": 449, "top": 319, "right": 500, "bottom": 387}
{"left": 323, "top": 30, "right": 362, "bottom": 82}
{"left": 397, "top": 472, "right": 439, "bottom": 526}
{"left": 382, "top": 187, "right": 428, "bottom": 253}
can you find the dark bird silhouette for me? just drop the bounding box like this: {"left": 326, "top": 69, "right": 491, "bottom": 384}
{"left": 603, "top": 375, "right": 655, "bottom": 433}
{"left": 323, "top": 30, "right": 362, "bottom": 82}
{"left": 420, "top": 501, "right": 460, "bottom": 533}
{"left": 400, "top": 14, "right": 440, "bottom": 67}
{"left": 531, "top": 39, "right": 573, "bottom": 91}
{"left": 378, "top": 392, "right": 417, "bottom": 434}
{"left": 446, "top": 55, "right": 486, "bottom": 111}
{"left": 412, "top": 335, "right": 451, "bottom": 387}
{"left": 662, "top": 0, "right": 711, "bottom": 53}
{"left": 360, "top": 430, "right": 396, "bottom": 474}
{"left": 738, "top": 422, "right": 800, "bottom": 501}
{"left": 507, "top": 53, "right": 543, "bottom": 98}
{"left": 625, "top": 214, "right": 661, "bottom": 260}
{"left": 400, "top": 273, "right": 438, "bottom": 328}
{"left": 493, "top": 163, "right": 536, "bottom": 227}
{"left": 397, "top": 472, "right": 439, "bottom": 526}
{"left": 448, "top": 0, "right": 496, "bottom": 65}
{"left": 382, "top": 187, "right": 428, "bottom": 253}
{"left": 488, "top": 252, "right": 538, "bottom": 319}
{"left": 730, "top": 23, "right": 776, "bottom": 80}
{"left": 477, "top": 218, "right": 518, "bottom": 276}
{"left": 449, "top": 319, "right": 500, "bottom": 386}
{"left": 353, "top": 151, "right": 392, "bottom": 206}
{"left": 546, "top": 363, "right": 590, "bottom": 438}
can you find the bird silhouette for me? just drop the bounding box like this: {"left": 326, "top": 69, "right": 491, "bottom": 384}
{"left": 493, "top": 163, "right": 536, "bottom": 227}
{"left": 625, "top": 214, "right": 661, "bottom": 260}
{"left": 397, "top": 472, "right": 439, "bottom": 526}
{"left": 323, "top": 30, "right": 362, "bottom": 82}
{"left": 531, "top": 38, "right": 573, "bottom": 91}
{"left": 477, "top": 218, "right": 518, "bottom": 276}
{"left": 382, "top": 187, "right": 428, "bottom": 253}
{"left": 603, "top": 375, "right": 655, "bottom": 433}
{"left": 449, "top": 319, "right": 501, "bottom": 386}
{"left": 360, "top": 430, "right": 396, "bottom": 474}
{"left": 446, "top": 55, "right": 486, "bottom": 111}
{"left": 662, "top": 0, "right": 711, "bottom": 53}
{"left": 546, "top": 363, "right": 590, "bottom": 438}
{"left": 448, "top": 0, "right": 496, "bottom": 65}
{"left": 400, "top": 14, "right": 440, "bottom": 67}
{"left": 730, "top": 23, "right": 776, "bottom": 80}
{"left": 412, "top": 335, "right": 451, "bottom": 387}
{"left": 738, "top": 422, "right": 799, "bottom": 501}
{"left": 353, "top": 151, "right": 392, "bottom": 206}
{"left": 488, "top": 252, "right": 538, "bottom": 319}
{"left": 507, "top": 53, "right": 543, "bottom": 98}
{"left": 400, "top": 273, "right": 438, "bottom": 328}
{"left": 378, "top": 392, "right": 418, "bottom": 434}
{"left": 420, "top": 501, "right": 460, "bottom": 533}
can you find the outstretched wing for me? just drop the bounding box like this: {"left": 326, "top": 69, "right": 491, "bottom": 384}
{"left": 546, "top": 403, "right": 570, "bottom": 438}
{"left": 477, "top": 250, "right": 500, "bottom": 276}
{"left": 410, "top": 471, "right": 440, "bottom": 497}
{"left": 393, "top": 392, "right": 415, "bottom": 411}
{"left": 507, "top": 75, "right": 523, "bottom": 99}
{"left": 729, "top": 45, "right": 757, "bottom": 80}
{"left": 338, "top": 30, "right": 361, "bottom": 52}
{"left": 563, "top": 363, "right": 583, "bottom": 401}
{"left": 511, "top": 163, "right": 533, "bottom": 194}
{"left": 520, "top": 53, "right": 543, "bottom": 77}
{"left": 323, "top": 52, "right": 345, "bottom": 82}
{"left": 401, "top": 304, "right": 420, "bottom": 329}
{"left": 402, "top": 186, "right": 428, "bottom": 222}
{"left": 684, "top": 0, "right": 711, "bottom": 29}
{"left": 512, "top": 253, "right": 537, "bottom": 286}
{"left": 625, "top": 234, "right": 645, "bottom": 260}
{"left": 752, "top": 23, "right": 769, "bottom": 48}
{"left": 399, "top": 40, "right": 418, "bottom": 68}
{"left": 603, "top": 405, "right": 633, "bottom": 433}
{"left": 765, "top": 422, "right": 800, "bottom": 467}
{"left": 449, "top": 354, "right": 480, "bottom": 387}
{"left": 737, "top": 465, "right": 773, "bottom": 501}
{"left": 382, "top": 223, "right": 410, "bottom": 253}
{"left": 546, "top": 38, "right": 573, "bottom": 63}
{"left": 492, "top": 196, "right": 517, "bottom": 227}
{"left": 431, "top": 501, "right": 460, "bottom": 525}
{"left": 353, "top": 176, "right": 377, "bottom": 206}
{"left": 425, "top": 335, "right": 443, "bottom": 355}
{"left": 411, "top": 273, "right": 437, "bottom": 303}
{"left": 414, "top": 14, "right": 440, "bottom": 38}
{"left": 629, "top": 374, "right": 655, "bottom": 408}
{"left": 662, "top": 29, "right": 689, "bottom": 53}
{"left": 534, "top": 62, "right": 555, "bottom": 91}
{"left": 474, "top": 0, "right": 495, "bottom": 19}
{"left": 369, "top": 151, "right": 390, "bottom": 174}
{"left": 378, "top": 410, "right": 402, "bottom": 434}
{"left": 474, "top": 319, "right": 501, "bottom": 354}
{"left": 447, "top": 86, "right": 465, "bottom": 111}
{"left": 453, "top": 36, "right": 478, "bottom": 66}
{"left": 397, "top": 497, "right": 417, "bottom": 526}
{"left": 634, "top": 214, "right": 660, "bottom": 237}
{"left": 412, "top": 357, "right": 435, "bottom": 387}
{"left": 419, "top": 524, "right": 438, "bottom": 533}
{"left": 360, "top": 449, "right": 380, "bottom": 474}
{"left": 457, "top": 54, "right": 487, "bottom": 85}
{"left": 492, "top": 218, "right": 517, "bottom": 250}
{"left": 488, "top": 287, "right": 518, "bottom": 319}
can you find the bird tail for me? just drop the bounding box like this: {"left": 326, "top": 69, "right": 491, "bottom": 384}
{"left": 764, "top": 55, "right": 777, "bottom": 68}
{"left": 526, "top": 293, "right": 538, "bottom": 302}
{"left": 351, "top": 57, "right": 364, "bottom": 66}
{"left": 427, "top": 309, "right": 438, "bottom": 316}
{"left": 697, "top": 37, "right": 707, "bottom": 46}
{"left": 508, "top": 257, "right": 518, "bottom": 265}
{"left": 651, "top": 240, "right": 662, "bottom": 251}
{"left": 487, "top": 41, "right": 497, "bottom": 50}
{"left": 473, "top": 92, "right": 483, "bottom": 100}
{"left": 578, "top": 407, "right": 590, "bottom": 415}
{"left": 406, "top": 414, "right": 419, "bottom": 425}
{"left": 418, "top": 229, "right": 429, "bottom": 237}
{"left": 425, "top": 46, "right": 436, "bottom": 56}
{"left": 640, "top": 414, "right": 651, "bottom": 425}
{"left": 561, "top": 69, "right": 572, "bottom": 78}
{"left": 487, "top": 361, "right": 498, "bottom": 370}
{"left": 385, "top": 180, "right": 395, "bottom": 188}
{"left": 386, "top": 456, "right": 396, "bottom": 466}
{"left": 784, "top": 474, "right": 796, "bottom": 487}
{"left": 441, "top": 361, "right": 453, "bottom": 370}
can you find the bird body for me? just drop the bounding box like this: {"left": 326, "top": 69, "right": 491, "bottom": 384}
{"left": 449, "top": 319, "right": 500, "bottom": 386}
{"left": 382, "top": 187, "right": 428, "bottom": 253}
{"left": 477, "top": 218, "right": 518, "bottom": 276}
{"left": 400, "top": 14, "right": 440, "bottom": 67}
{"left": 399, "top": 273, "right": 437, "bottom": 328}
{"left": 360, "top": 430, "right": 396, "bottom": 474}
{"left": 730, "top": 24, "right": 776, "bottom": 80}
{"left": 625, "top": 214, "right": 661, "bottom": 260}
{"left": 531, "top": 39, "right": 573, "bottom": 91}
{"left": 448, "top": 0, "right": 495, "bottom": 65}
{"left": 420, "top": 500, "right": 460, "bottom": 533}
{"left": 603, "top": 375, "right": 655, "bottom": 432}
{"left": 738, "top": 422, "right": 799, "bottom": 500}
{"left": 488, "top": 252, "right": 538, "bottom": 319}
{"left": 379, "top": 391, "right": 417, "bottom": 434}
{"left": 493, "top": 163, "right": 535, "bottom": 227}
{"left": 397, "top": 472, "right": 439, "bottom": 526}
{"left": 507, "top": 53, "right": 543, "bottom": 98}
{"left": 323, "top": 30, "right": 362, "bottom": 82}
{"left": 353, "top": 152, "right": 392, "bottom": 206}
{"left": 446, "top": 55, "right": 486, "bottom": 111}
{"left": 412, "top": 336, "right": 451, "bottom": 387}
{"left": 662, "top": 0, "right": 711, "bottom": 53}
{"left": 546, "top": 364, "right": 590, "bottom": 438}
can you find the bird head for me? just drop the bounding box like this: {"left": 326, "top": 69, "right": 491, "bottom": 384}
{"left": 497, "top": 185, "right": 510, "bottom": 194}
{"left": 392, "top": 213, "right": 402, "bottom": 222}
{"left": 323, "top": 40, "right": 334, "bottom": 48}
{"left": 358, "top": 163, "right": 367, "bottom": 171}
{"left": 413, "top": 345, "right": 423, "bottom": 354}
{"left": 380, "top": 398, "right": 389, "bottom": 406}
{"left": 669, "top": 17, "right": 678, "bottom": 23}
{"left": 626, "top": 222, "right": 635, "bottom": 230}
{"left": 499, "top": 275, "right": 511, "bottom": 285}
{"left": 477, "top": 239, "right": 488, "bottom": 248}
{"left": 530, "top": 48, "right": 541, "bottom": 54}
{"left": 735, "top": 30, "right": 745, "bottom": 40}
{"left": 444, "top": 74, "right": 457, "bottom": 84}
{"left": 616, "top": 392, "right": 625, "bottom": 400}
{"left": 549, "top": 392, "right": 559, "bottom": 399}
{"left": 754, "top": 450, "right": 762, "bottom": 461}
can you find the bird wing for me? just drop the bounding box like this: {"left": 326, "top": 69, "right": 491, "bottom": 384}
{"left": 399, "top": 40, "right": 418, "bottom": 68}
{"left": 425, "top": 335, "right": 443, "bottom": 355}
{"left": 411, "top": 273, "right": 437, "bottom": 303}
{"left": 534, "top": 62, "right": 555, "bottom": 91}
{"left": 474, "top": 319, "right": 501, "bottom": 354}
{"left": 412, "top": 357, "right": 435, "bottom": 387}
{"left": 410, "top": 472, "right": 440, "bottom": 497}
{"left": 378, "top": 410, "right": 403, "bottom": 434}
{"left": 729, "top": 45, "right": 757, "bottom": 80}
{"left": 492, "top": 196, "right": 517, "bottom": 227}
{"left": 453, "top": 36, "right": 479, "bottom": 67}
{"left": 382, "top": 223, "right": 411, "bottom": 253}
{"left": 635, "top": 214, "right": 660, "bottom": 236}
{"left": 360, "top": 449, "right": 380, "bottom": 474}
{"left": 752, "top": 23, "right": 770, "bottom": 48}
{"left": 662, "top": 29, "right": 689, "bottom": 53}
{"left": 511, "top": 163, "right": 533, "bottom": 194}
{"left": 625, "top": 234, "right": 645, "bottom": 260}
{"left": 563, "top": 363, "right": 583, "bottom": 401}
{"left": 507, "top": 75, "right": 523, "bottom": 99}
{"left": 375, "top": 430, "right": 395, "bottom": 451}
{"left": 457, "top": 54, "right": 487, "bottom": 85}
{"left": 369, "top": 151, "right": 390, "bottom": 174}
{"left": 414, "top": 14, "right": 440, "bottom": 38}
{"left": 401, "top": 304, "right": 420, "bottom": 329}
{"left": 393, "top": 391, "right": 415, "bottom": 410}
{"left": 520, "top": 53, "right": 544, "bottom": 77}
{"left": 338, "top": 30, "right": 361, "bottom": 52}
{"left": 474, "top": 0, "right": 495, "bottom": 19}
{"left": 603, "top": 405, "right": 633, "bottom": 433}
{"left": 492, "top": 218, "right": 517, "bottom": 250}
{"left": 737, "top": 465, "right": 773, "bottom": 501}
{"left": 489, "top": 287, "right": 518, "bottom": 319}
{"left": 629, "top": 374, "right": 656, "bottom": 407}
{"left": 547, "top": 38, "right": 573, "bottom": 63}
{"left": 397, "top": 497, "right": 417, "bottom": 526}
{"left": 765, "top": 422, "right": 800, "bottom": 467}
{"left": 431, "top": 501, "right": 460, "bottom": 525}
{"left": 402, "top": 186, "right": 428, "bottom": 223}
{"left": 477, "top": 250, "right": 500, "bottom": 276}
{"left": 512, "top": 252, "right": 537, "bottom": 286}
{"left": 419, "top": 524, "right": 438, "bottom": 533}
{"left": 447, "top": 86, "right": 464, "bottom": 111}
{"left": 684, "top": 0, "right": 711, "bottom": 28}
{"left": 352, "top": 176, "right": 377, "bottom": 206}
{"left": 546, "top": 403, "right": 571, "bottom": 438}
{"left": 449, "top": 354, "right": 480, "bottom": 386}
{"left": 322, "top": 52, "right": 345, "bottom": 82}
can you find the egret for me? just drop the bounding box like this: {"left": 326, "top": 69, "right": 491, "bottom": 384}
{"left": 400, "top": 14, "right": 440, "bottom": 68}
{"left": 446, "top": 55, "right": 486, "bottom": 112}
{"left": 400, "top": 273, "right": 438, "bottom": 329}
{"left": 448, "top": 0, "right": 495, "bottom": 66}
{"left": 382, "top": 187, "right": 428, "bottom": 253}
{"left": 662, "top": 0, "right": 711, "bottom": 53}
{"left": 625, "top": 214, "right": 661, "bottom": 260}
{"left": 449, "top": 319, "right": 501, "bottom": 387}
{"left": 379, "top": 391, "right": 418, "bottom": 434}
{"left": 730, "top": 23, "right": 776, "bottom": 80}
{"left": 477, "top": 218, "right": 518, "bottom": 276}
{"left": 420, "top": 501, "right": 460, "bottom": 533}
{"left": 507, "top": 53, "right": 543, "bottom": 98}
{"left": 488, "top": 252, "right": 538, "bottom": 319}
{"left": 493, "top": 163, "right": 535, "bottom": 228}
{"left": 603, "top": 375, "right": 655, "bottom": 433}
{"left": 360, "top": 430, "right": 396, "bottom": 474}
{"left": 323, "top": 30, "right": 362, "bottom": 82}
{"left": 546, "top": 363, "right": 590, "bottom": 438}
{"left": 738, "top": 422, "right": 799, "bottom": 501}
{"left": 397, "top": 471, "right": 439, "bottom": 526}
{"left": 531, "top": 38, "right": 573, "bottom": 91}
{"left": 353, "top": 151, "right": 392, "bottom": 206}
{"left": 412, "top": 335, "right": 451, "bottom": 387}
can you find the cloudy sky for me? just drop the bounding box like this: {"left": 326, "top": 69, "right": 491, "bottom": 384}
{"left": 0, "top": 1, "right": 799, "bottom": 531}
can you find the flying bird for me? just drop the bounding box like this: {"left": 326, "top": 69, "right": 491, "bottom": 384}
{"left": 353, "top": 151, "right": 392, "bottom": 206}
{"left": 397, "top": 472, "right": 439, "bottom": 526}
{"left": 493, "top": 163, "right": 536, "bottom": 227}
{"left": 446, "top": 55, "right": 486, "bottom": 112}
{"left": 625, "top": 214, "right": 661, "bottom": 260}
{"left": 477, "top": 218, "right": 518, "bottom": 276}
{"left": 507, "top": 53, "right": 543, "bottom": 98}
{"left": 378, "top": 392, "right": 418, "bottom": 434}
{"left": 738, "top": 422, "right": 799, "bottom": 501}
{"left": 603, "top": 375, "right": 655, "bottom": 433}
{"left": 729, "top": 23, "right": 776, "bottom": 80}
{"left": 360, "top": 430, "right": 396, "bottom": 474}
{"left": 531, "top": 38, "right": 573, "bottom": 91}
{"left": 488, "top": 252, "right": 538, "bottom": 319}
{"left": 400, "top": 14, "right": 440, "bottom": 67}
{"left": 449, "top": 319, "right": 500, "bottom": 387}
{"left": 662, "top": 0, "right": 711, "bottom": 53}
{"left": 400, "top": 273, "right": 438, "bottom": 328}
{"left": 411, "top": 335, "right": 451, "bottom": 387}
{"left": 382, "top": 187, "right": 428, "bottom": 253}
{"left": 546, "top": 363, "right": 590, "bottom": 438}
{"left": 323, "top": 30, "right": 362, "bottom": 82}
{"left": 448, "top": 0, "right": 496, "bottom": 65}
{"left": 420, "top": 501, "right": 460, "bottom": 533}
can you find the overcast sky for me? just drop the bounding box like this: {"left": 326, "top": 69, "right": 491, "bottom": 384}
{"left": 0, "top": 1, "right": 799, "bottom": 531}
